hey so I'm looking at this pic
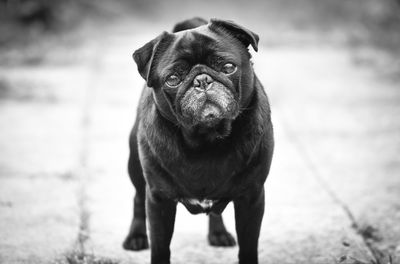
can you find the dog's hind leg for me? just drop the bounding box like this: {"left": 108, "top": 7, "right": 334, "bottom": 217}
{"left": 208, "top": 213, "right": 236, "bottom": 247}
{"left": 123, "top": 122, "right": 149, "bottom": 251}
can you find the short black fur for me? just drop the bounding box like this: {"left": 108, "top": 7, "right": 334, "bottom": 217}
{"left": 124, "top": 17, "right": 274, "bottom": 264}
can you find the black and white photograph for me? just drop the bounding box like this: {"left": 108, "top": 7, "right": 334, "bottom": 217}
{"left": 0, "top": 0, "right": 399, "bottom": 263}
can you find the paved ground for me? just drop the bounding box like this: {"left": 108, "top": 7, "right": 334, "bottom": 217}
{"left": 1, "top": 9, "right": 400, "bottom": 264}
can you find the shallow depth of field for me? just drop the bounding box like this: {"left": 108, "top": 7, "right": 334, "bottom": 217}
{"left": 0, "top": 0, "right": 400, "bottom": 263}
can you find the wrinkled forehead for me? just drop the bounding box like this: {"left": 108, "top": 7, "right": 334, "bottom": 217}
{"left": 174, "top": 30, "right": 216, "bottom": 57}
{"left": 165, "top": 27, "right": 242, "bottom": 63}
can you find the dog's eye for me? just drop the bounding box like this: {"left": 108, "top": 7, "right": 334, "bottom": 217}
{"left": 221, "top": 63, "right": 237, "bottom": 74}
{"left": 165, "top": 74, "right": 182, "bottom": 87}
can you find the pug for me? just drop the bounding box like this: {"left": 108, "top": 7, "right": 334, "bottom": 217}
{"left": 123, "top": 17, "right": 274, "bottom": 264}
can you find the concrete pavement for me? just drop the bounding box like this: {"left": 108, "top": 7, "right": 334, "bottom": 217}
{"left": 0, "top": 18, "right": 399, "bottom": 264}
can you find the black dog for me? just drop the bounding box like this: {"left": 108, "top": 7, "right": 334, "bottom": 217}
{"left": 123, "top": 17, "right": 274, "bottom": 264}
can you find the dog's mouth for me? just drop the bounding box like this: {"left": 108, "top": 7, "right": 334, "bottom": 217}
{"left": 179, "top": 81, "right": 238, "bottom": 128}
{"left": 199, "top": 102, "right": 223, "bottom": 126}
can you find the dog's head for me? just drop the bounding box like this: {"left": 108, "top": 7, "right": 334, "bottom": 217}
{"left": 133, "top": 18, "right": 259, "bottom": 140}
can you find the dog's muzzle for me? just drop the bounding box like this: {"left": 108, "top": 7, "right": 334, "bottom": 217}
{"left": 180, "top": 73, "right": 237, "bottom": 127}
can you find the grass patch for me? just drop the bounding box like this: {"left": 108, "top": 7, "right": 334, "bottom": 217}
{"left": 64, "top": 251, "right": 119, "bottom": 264}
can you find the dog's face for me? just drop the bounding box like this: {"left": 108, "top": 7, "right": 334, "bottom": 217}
{"left": 133, "top": 19, "right": 259, "bottom": 139}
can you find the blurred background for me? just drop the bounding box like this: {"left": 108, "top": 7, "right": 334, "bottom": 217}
{"left": 0, "top": 1, "right": 399, "bottom": 264}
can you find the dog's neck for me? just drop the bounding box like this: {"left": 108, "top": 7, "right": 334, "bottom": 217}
{"left": 180, "top": 120, "right": 233, "bottom": 149}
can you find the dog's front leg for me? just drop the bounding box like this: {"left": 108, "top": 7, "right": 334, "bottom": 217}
{"left": 146, "top": 190, "right": 177, "bottom": 264}
{"left": 234, "top": 188, "right": 265, "bottom": 264}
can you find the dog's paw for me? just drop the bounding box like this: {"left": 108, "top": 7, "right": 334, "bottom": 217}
{"left": 208, "top": 231, "right": 236, "bottom": 247}
{"left": 123, "top": 234, "right": 149, "bottom": 251}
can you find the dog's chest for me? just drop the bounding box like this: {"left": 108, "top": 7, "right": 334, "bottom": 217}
{"left": 179, "top": 198, "right": 220, "bottom": 214}
{"left": 185, "top": 198, "right": 215, "bottom": 208}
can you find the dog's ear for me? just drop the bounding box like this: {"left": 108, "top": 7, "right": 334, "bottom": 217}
{"left": 132, "top": 31, "right": 171, "bottom": 87}
{"left": 209, "top": 19, "right": 259, "bottom": 52}
{"left": 172, "top": 17, "right": 208, "bottom": 33}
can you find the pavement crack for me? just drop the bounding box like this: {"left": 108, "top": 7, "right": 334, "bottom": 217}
{"left": 74, "top": 56, "right": 95, "bottom": 258}
{"left": 64, "top": 48, "right": 120, "bottom": 264}
{"left": 64, "top": 52, "right": 108, "bottom": 264}
{"left": 276, "top": 108, "right": 389, "bottom": 264}
{"left": 76, "top": 176, "right": 90, "bottom": 256}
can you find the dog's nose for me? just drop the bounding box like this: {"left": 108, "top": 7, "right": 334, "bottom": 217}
{"left": 193, "top": 74, "right": 213, "bottom": 90}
